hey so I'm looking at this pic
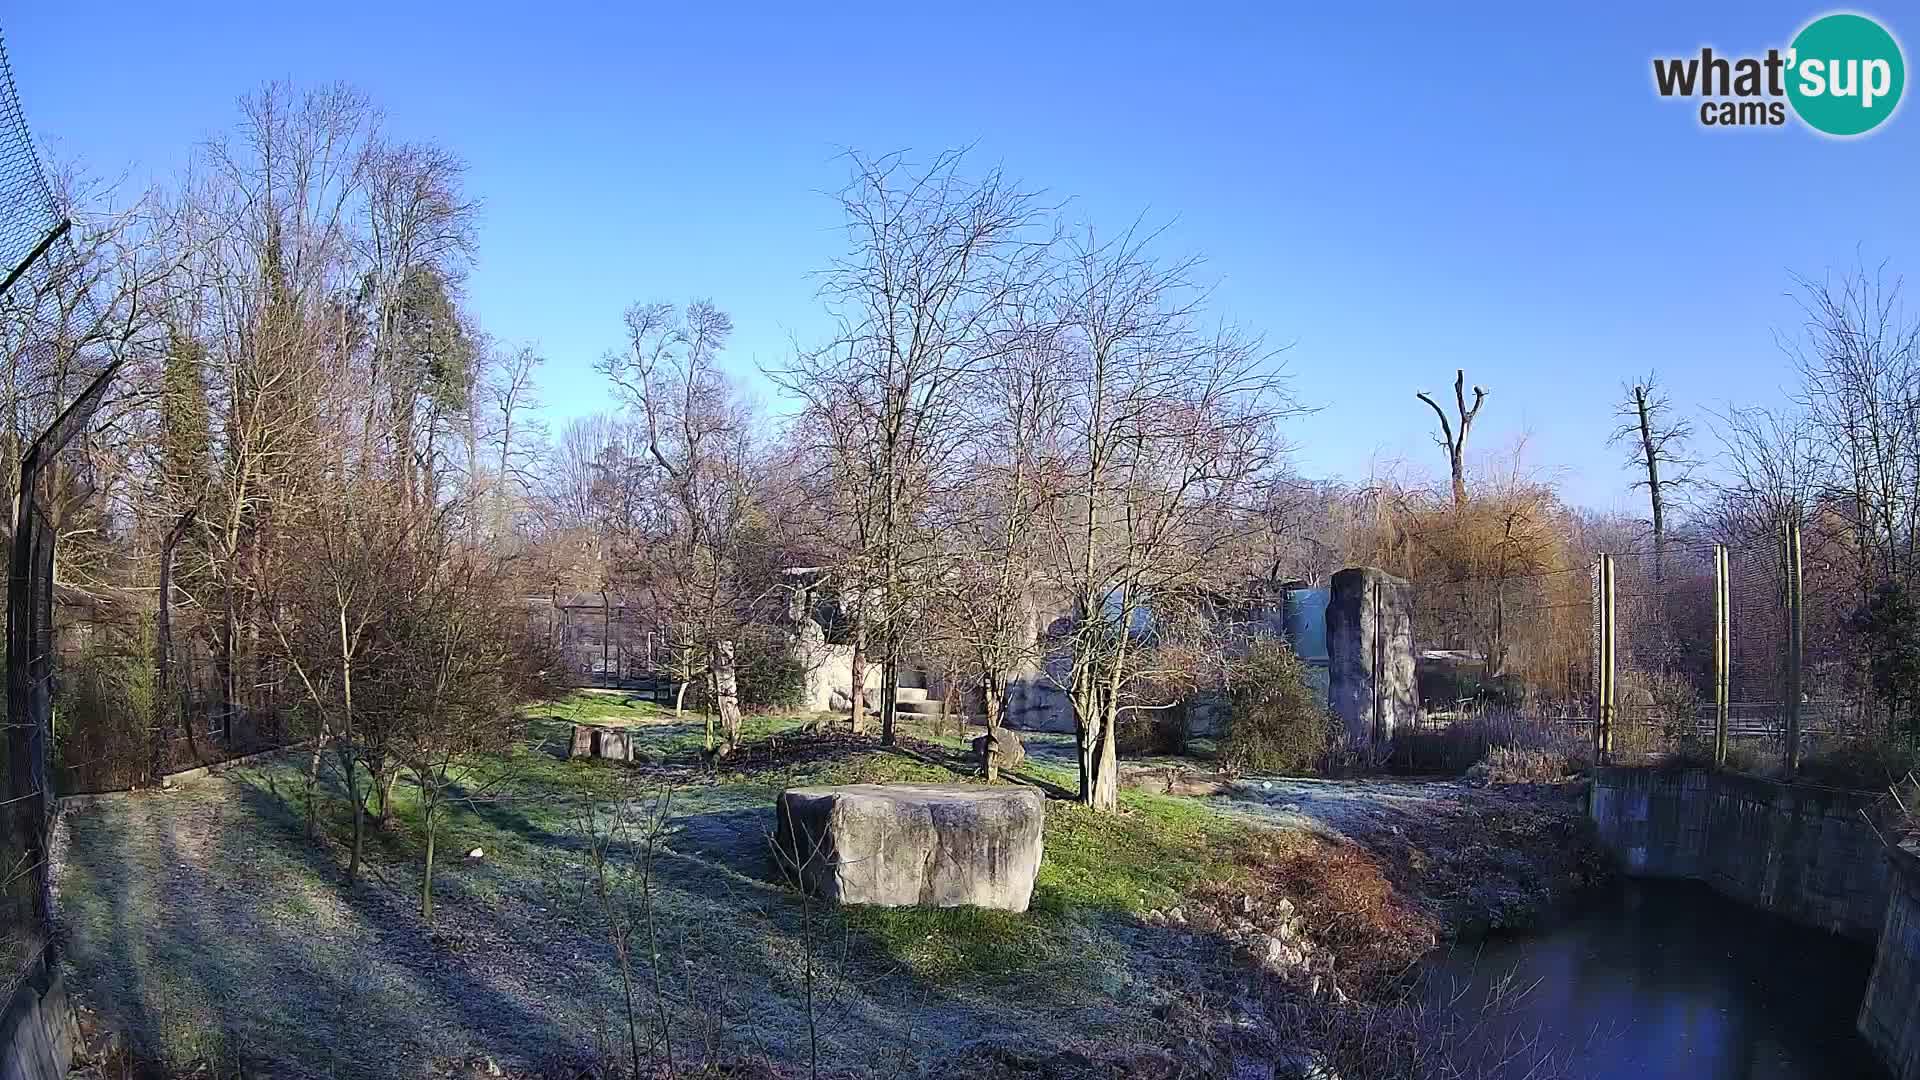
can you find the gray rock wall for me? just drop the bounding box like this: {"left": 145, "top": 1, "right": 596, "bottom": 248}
{"left": 1862, "top": 844, "right": 1920, "bottom": 1080}
{"left": 1326, "top": 568, "right": 1418, "bottom": 753}
{"left": 0, "top": 969, "right": 76, "bottom": 1080}
{"left": 1590, "top": 766, "right": 1920, "bottom": 1079}
{"left": 1588, "top": 766, "right": 1889, "bottom": 939}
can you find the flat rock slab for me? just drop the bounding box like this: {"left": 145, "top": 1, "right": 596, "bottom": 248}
{"left": 774, "top": 783, "right": 1045, "bottom": 912}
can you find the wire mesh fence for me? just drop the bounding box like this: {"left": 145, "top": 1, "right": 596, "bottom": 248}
{"left": 48, "top": 600, "right": 283, "bottom": 796}
{"left": 0, "top": 23, "right": 123, "bottom": 1018}
{"left": 1401, "top": 522, "right": 1901, "bottom": 787}
{"left": 1599, "top": 528, "right": 1883, "bottom": 776}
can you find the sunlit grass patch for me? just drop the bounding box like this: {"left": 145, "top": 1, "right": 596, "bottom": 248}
{"left": 1036, "top": 792, "right": 1254, "bottom": 916}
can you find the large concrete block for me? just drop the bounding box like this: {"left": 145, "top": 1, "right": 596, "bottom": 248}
{"left": 1326, "top": 567, "right": 1418, "bottom": 753}
{"left": 774, "top": 783, "right": 1045, "bottom": 911}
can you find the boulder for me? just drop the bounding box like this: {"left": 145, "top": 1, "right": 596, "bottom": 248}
{"left": 972, "top": 727, "right": 1027, "bottom": 772}
{"left": 774, "top": 783, "right": 1045, "bottom": 911}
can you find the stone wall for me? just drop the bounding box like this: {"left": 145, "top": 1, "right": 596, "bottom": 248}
{"left": 1591, "top": 766, "right": 1920, "bottom": 1077}
{"left": 0, "top": 967, "right": 76, "bottom": 1080}
{"left": 1861, "top": 843, "right": 1920, "bottom": 1080}
{"left": 1326, "top": 568, "right": 1417, "bottom": 754}
{"left": 1589, "top": 767, "right": 1890, "bottom": 939}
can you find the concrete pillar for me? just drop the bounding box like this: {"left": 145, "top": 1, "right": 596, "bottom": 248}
{"left": 1326, "top": 567, "right": 1418, "bottom": 755}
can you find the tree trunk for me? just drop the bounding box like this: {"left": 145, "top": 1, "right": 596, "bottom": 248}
{"left": 1073, "top": 673, "right": 1098, "bottom": 805}
{"left": 1091, "top": 704, "right": 1120, "bottom": 812}
{"left": 421, "top": 785, "right": 438, "bottom": 922}
{"left": 849, "top": 607, "right": 869, "bottom": 734}
{"left": 303, "top": 734, "right": 328, "bottom": 840}
{"left": 341, "top": 744, "right": 364, "bottom": 882}
{"left": 150, "top": 507, "right": 198, "bottom": 784}
{"left": 1635, "top": 385, "right": 1667, "bottom": 585}
{"left": 711, "top": 639, "right": 743, "bottom": 749}
{"left": 983, "top": 680, "right": 1006, "bottom": 783}
{"left": 379, "top": 767, "right": 399, "bottom": 828}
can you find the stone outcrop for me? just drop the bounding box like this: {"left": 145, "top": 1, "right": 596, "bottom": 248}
{"left": 774, "top": 783, "right": 1045, "bottom": 911}
{"left": 972, "top": 727, "right": 1027, "bottom": 773}
{"left": 1326, "top": 567, "right": 1418, "bottom": 755}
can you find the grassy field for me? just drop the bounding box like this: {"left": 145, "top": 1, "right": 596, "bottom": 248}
{"left": 53, "top": 693, "right": 1600, "bottom": 1079}
{"left": 54, "top": 695, "right": 1288, "bottom": 1079}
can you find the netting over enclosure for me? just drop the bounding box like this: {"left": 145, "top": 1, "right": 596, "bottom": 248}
{"left": 0, "top": 26, "right": 120, "bottom": 1015}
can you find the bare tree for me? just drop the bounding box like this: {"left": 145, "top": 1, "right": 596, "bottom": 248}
{"left": 1417, "top": 369, "right": 1487, "bottom": 508}
{"left": 1784, "top": 265, "right": 1920, "bottom": 592}
{"left": 597, "top": 300, "right": 761, "bottom": 753}
{"left": 478, "top": 342, "right": 548, "bottom": 540}
{"left": 775, "top": 148, "right": 1049, "bottom": 746}
{"left": 924, "top": 318, "right": 1066, "bottom": 776}
{"left": 1610, "top": 373, "right": 1698, "bottom": 579}
{"left": 1042, "top": 224, "right": 1297, "bottom": 810}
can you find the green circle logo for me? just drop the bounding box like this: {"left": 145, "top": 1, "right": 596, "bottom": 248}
{"left": 1787, "top": 13, "right": 1905, "bottom": 136}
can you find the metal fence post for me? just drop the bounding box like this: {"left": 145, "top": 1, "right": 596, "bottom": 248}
{"left": 1784, "top": 518, "right": 1804, "bottom": 775}
{"left": 1598, "top": 554, "right": 1615, "bottom": 765}
{"left": 1714, "top": 542, "right": 1730, "bottom": 767}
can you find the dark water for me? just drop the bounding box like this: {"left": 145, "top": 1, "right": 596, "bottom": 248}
{"left": 1423, "top": 879, "right": 1888, "bottom": 1079}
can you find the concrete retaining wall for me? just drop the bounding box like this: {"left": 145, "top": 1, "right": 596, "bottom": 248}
{"left": 1861, "top": 844, "right": 1920, "bottom": 1080}
{"left": 1589, "top": 767, "right": 1890, "bottom": 939}
{"left": 1591, "top": 766, "right": 1920, "bottom": 1077}
{"left": 0, "top": 967, "right": 76, "bottom": 1080}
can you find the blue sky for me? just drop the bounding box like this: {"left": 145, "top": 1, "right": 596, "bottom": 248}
{"left": 9, "top": 2, "right": 1918, "bottom": 511}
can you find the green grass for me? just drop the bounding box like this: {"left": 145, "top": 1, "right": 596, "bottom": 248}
{"left": 1036, "top": 793, "right": 1252, "bottom": 915}
{"left": 528, "top": 689, "right": 677, "bottom": 726}
{"left": 200, "top": 705, "right": 1265, "bottom": 995}
{"left": 839, "top": 789, "right": 1259, "bottom": 982}
{"left": 526, "top": 691, "right": 828, "bottom": 758}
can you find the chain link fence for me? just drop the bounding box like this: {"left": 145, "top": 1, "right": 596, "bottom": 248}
{"left": 0, "top": 21, "right": 123, "bottom": 1049}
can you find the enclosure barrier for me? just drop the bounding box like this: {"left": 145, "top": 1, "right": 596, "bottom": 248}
{"left": 0, "top": 26, "right": 120, "bottom": 1078}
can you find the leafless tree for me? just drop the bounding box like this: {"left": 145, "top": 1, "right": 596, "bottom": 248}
{"left": 924, "top": 315, "right": 1067, "bottom": 776}
{"left": 1609, "top": 373, "right": 1698, "bottom": 579}
{"left": 775, "top": 148, "right": 1050, "bottom": 746}
{"left": 1784, "top": 264, "right": 1920, "bottom": 593}
{"left": 477, "top": 342, "right": 548, "bottom": 540}
{"left": 597, "top": 300, "right": 761, "bottom": 752}
{"left": 1040, "top": 224, "right": 1298, "bottom": 810}
{"left": 1417, "top": 369, "right": 1487, "bottom": 508}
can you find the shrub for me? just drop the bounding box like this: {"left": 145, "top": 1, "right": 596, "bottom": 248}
{"left": 1394, "top": 707, "right": 1592, "bottom": 778}
{"left": 684, "top": 636, "right": 806, "bottom": 713}
{"left": 1116, "top": 699, "right": 1189, "bottom": 757}
{"left": 1797, "top": 737, "right": 1920, "bottom": 791}
{"left": 1222, "top": 640, "right": 1333, "bottom": 774}
{"left": 736, "top": 638, "right": 805, "bottom": 711}
{"left": 1472, "top": 744, "right": 1583, "bottom": 784}
{"left": 54, "top": 649, "right": 156, "bottom": 791}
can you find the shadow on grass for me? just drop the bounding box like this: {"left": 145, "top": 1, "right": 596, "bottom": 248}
{"left": 60, "top": 745, "right": 1249, "bottom": 1078}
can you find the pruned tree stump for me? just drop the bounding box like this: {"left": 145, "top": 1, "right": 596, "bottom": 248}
{"left": 568, "top": 723, "right": 631, "bottom": 762}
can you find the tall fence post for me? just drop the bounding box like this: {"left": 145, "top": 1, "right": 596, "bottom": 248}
{"left": 1784, "top": 518, "right": 1804, "bottom": 775}
{"left": 1597, "top": 554, "right": 1615, "bottom": 765}
{"left": 1713, "top": 542, "right": 1730, "bottom": 767}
